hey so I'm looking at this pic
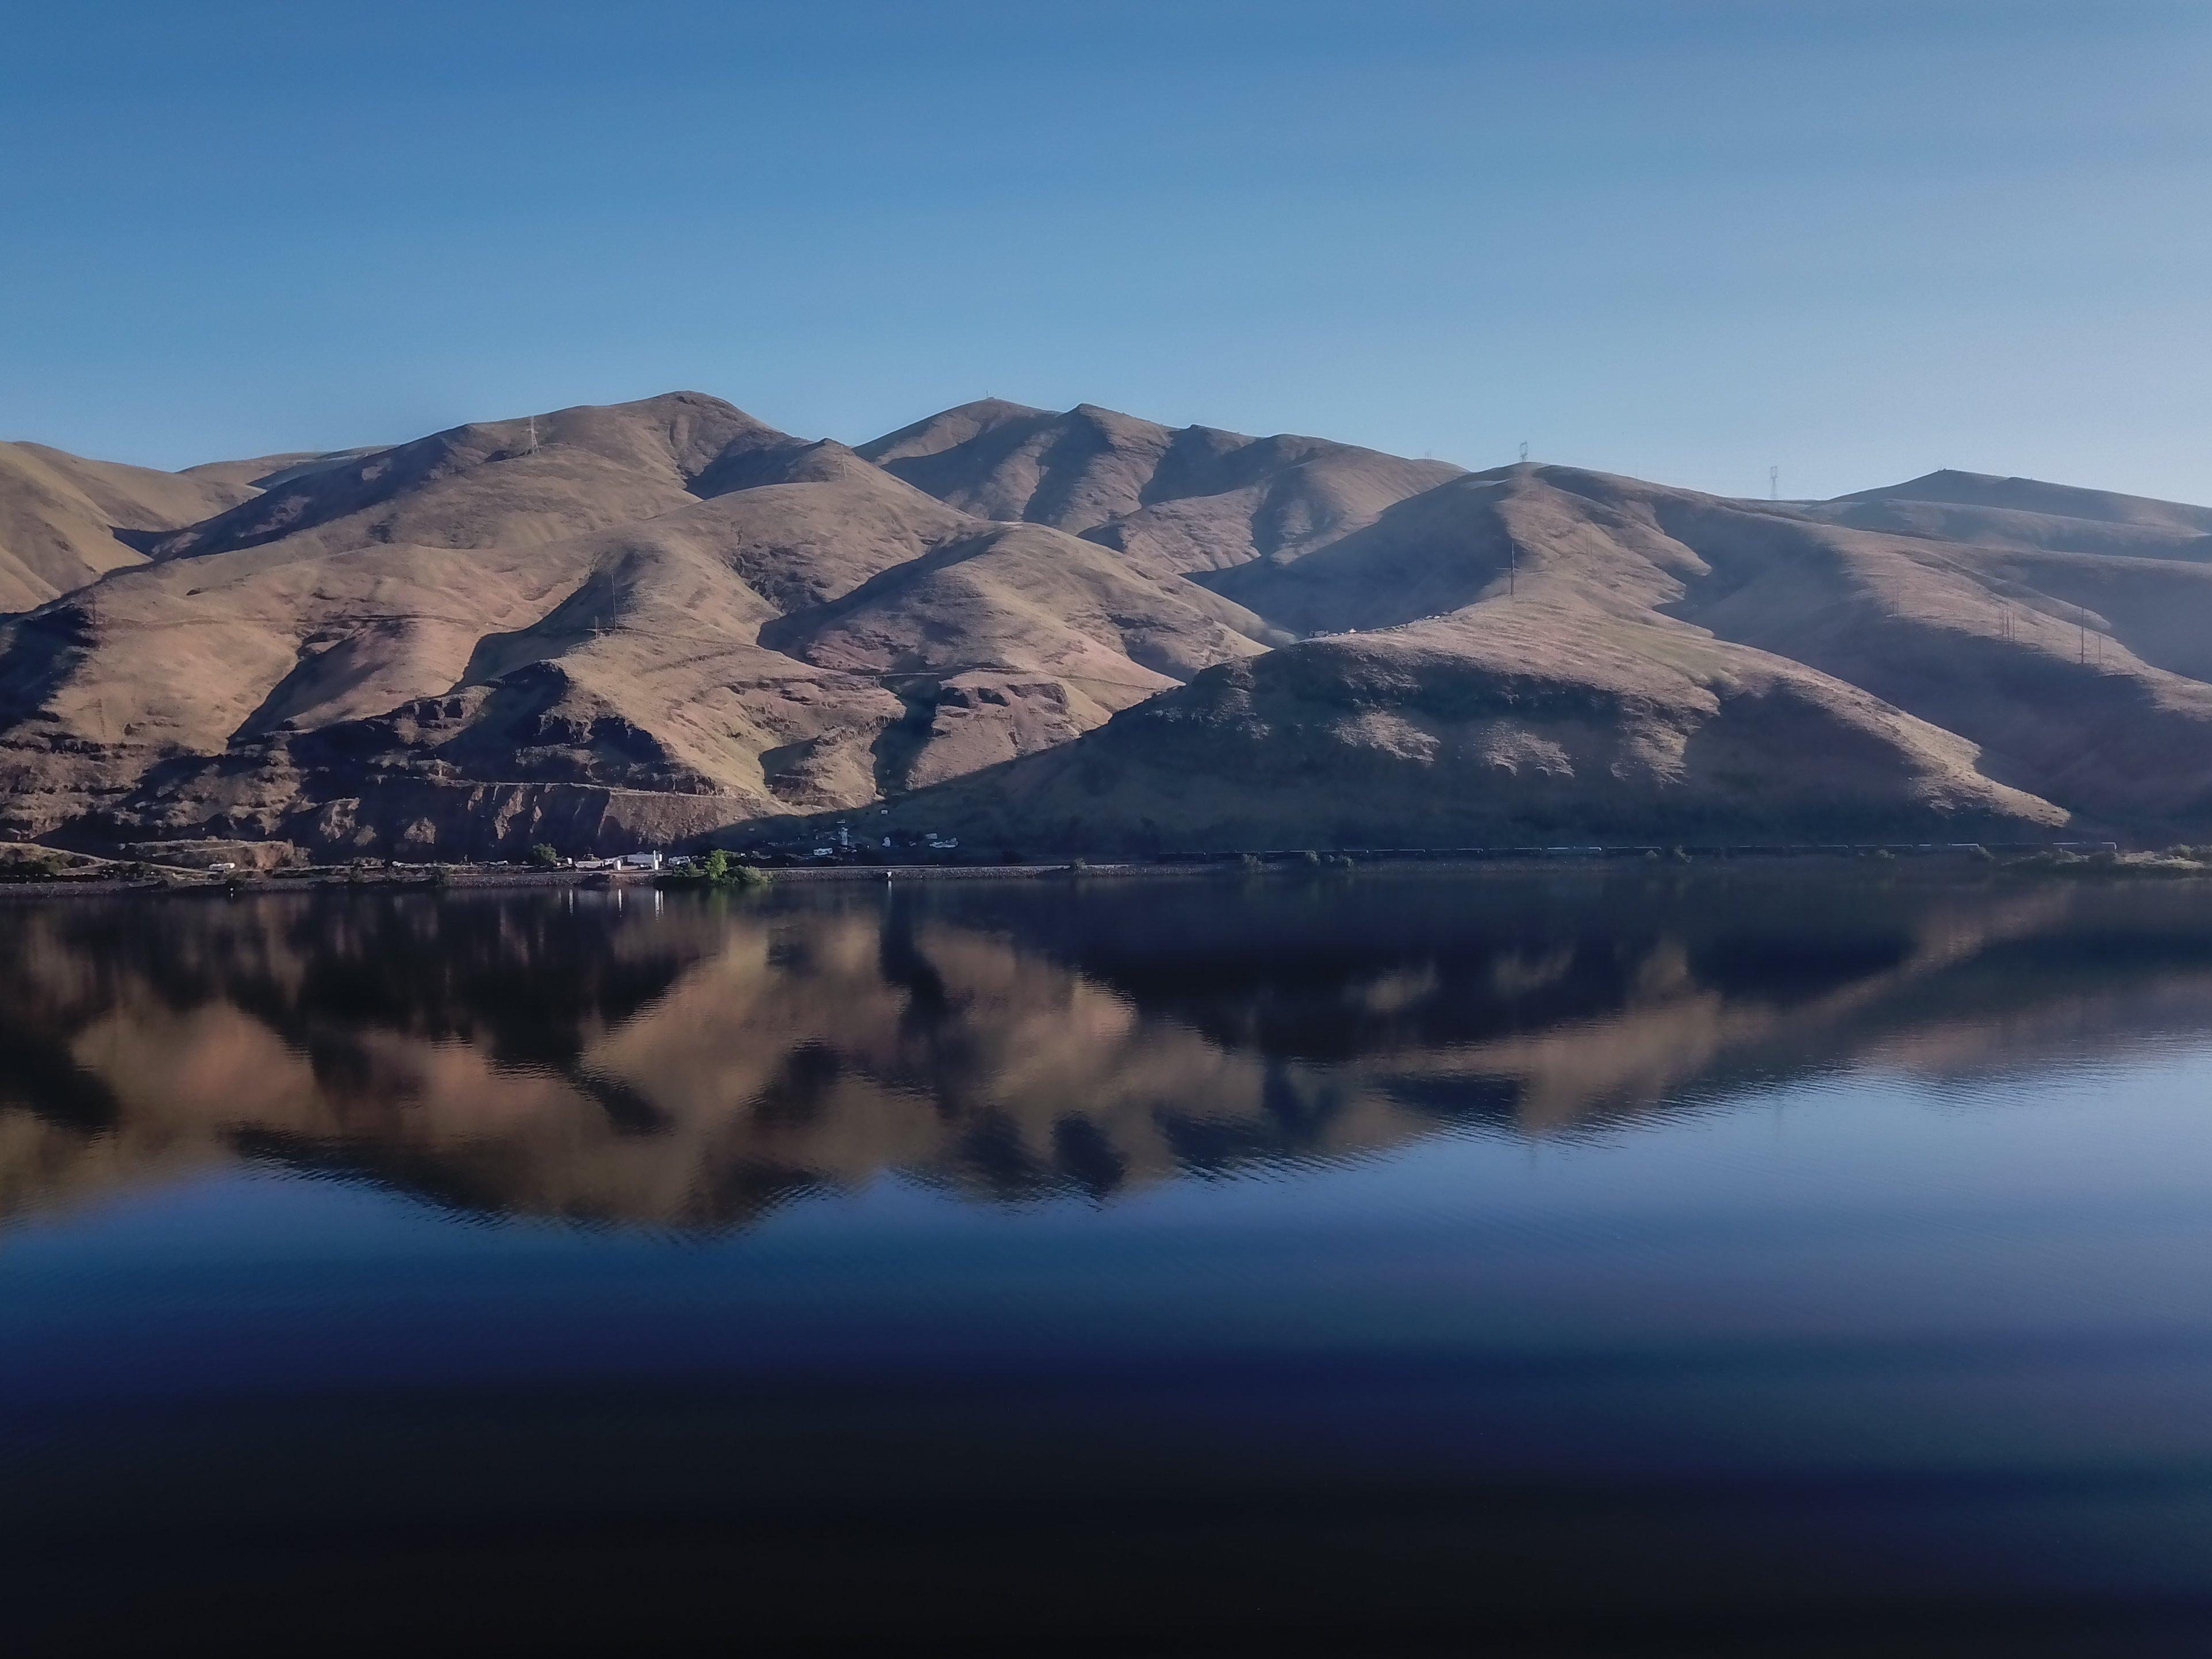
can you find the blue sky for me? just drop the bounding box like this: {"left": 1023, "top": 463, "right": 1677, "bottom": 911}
{"left": 3, "top": 1, "right": 2206, "bottom": 501}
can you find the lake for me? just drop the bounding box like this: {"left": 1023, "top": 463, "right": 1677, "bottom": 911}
{"left": 9, "top": 870, "right": 2212, "bottom": 1653}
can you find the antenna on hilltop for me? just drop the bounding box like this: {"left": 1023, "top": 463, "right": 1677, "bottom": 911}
{"left": 1519, "top": 441, "right": 1529, "bottom": 464}
{"left": 527, "top": 416, "right": 539, "bottom": 455}
{"left": 1769, "top": 465, "right": 1780, "bottom": 501}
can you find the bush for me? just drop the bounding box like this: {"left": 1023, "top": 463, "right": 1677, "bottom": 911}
{"left": 665, "top": 848, "right": 769, "bottom": 891}
{"left": 0, "top": 850, "right": 62, "bottom": 882}
{"left": 528, "top": 843, "right": 561, "bottom": 869}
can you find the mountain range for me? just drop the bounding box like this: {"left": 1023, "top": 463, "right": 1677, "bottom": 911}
{"left": 6, "top": 390, "right": 2211, "bottom": 859}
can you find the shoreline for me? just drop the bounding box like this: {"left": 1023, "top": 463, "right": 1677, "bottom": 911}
{"left": 0, "top": 840, "right": 2157, "bottom": 901}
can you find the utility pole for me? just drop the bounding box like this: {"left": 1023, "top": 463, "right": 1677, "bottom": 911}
{"left": 1519, "top": 441, "right": 1529, "bottom": 464}
{"left": 527, "top": 416, "right": 539, "bottom": 455}
{"left": 1769, "top": 465, "right": 1780, "bottom": 501}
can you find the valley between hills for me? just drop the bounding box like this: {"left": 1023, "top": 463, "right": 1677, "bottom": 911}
{"left": 6, "top": 390, "right": 2212, "bottom": 862}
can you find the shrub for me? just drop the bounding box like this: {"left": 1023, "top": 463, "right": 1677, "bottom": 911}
{"left": 667, "top": 848, "right": 769, "bottom": 891}
{"left": 528, "top": 843, "right": 561, "bottom": 869}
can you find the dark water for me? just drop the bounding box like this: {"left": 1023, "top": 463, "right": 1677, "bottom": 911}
{"left": 10, "top": 871, "right": 2212, "bottom": 1654}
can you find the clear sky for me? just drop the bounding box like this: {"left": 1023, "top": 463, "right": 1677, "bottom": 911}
{"left": 4, "top": 0, "right": 2207, "bottom": 502}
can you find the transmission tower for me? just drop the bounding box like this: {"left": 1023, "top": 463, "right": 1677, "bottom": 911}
{"left": 1769, "top": 465, "right": 1779, "bottom": 501}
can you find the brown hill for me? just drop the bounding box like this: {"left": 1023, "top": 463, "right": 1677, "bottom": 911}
{"left": 1810, "top": 470, "right": 2212, "bottom": 560}
{"left": 850, "top": 460, "right": 2212, "bottom": 849}
{"left": 148, "top": 391, "right": 793, "bottom": 561}
{"left": 848, "top": 606, "right": 2063, "bottom": 852}
{"left": 0, "top": 394, "right": 1268, "bottom": 855}
{"left": 1837, "top": 469, "right": 2212, "bottom": 534}
{"left": 0, "top": 441, "right": 264, "bottom": 612}
{"left": 859, "top": 399, "right": 1461, "bottom": 573}
{"left": 5, "top": 391, "right": 2212, "bottom": 858}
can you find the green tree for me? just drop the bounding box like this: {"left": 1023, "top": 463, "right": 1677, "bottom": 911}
{"left": 529, "top": 843, "right": 561, "bottom": 869}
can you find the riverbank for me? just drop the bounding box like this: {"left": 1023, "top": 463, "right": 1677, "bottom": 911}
{"left": 1, "top": 838, "right": 2195, "bottom": 901}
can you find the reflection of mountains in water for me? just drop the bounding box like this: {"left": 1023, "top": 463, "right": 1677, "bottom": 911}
{"left": 6, "top": 875, "right": 2212, "bottom": 1229}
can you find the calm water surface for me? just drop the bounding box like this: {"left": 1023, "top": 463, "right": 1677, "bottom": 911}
{"left": 9, "top": 871, "right": 2212, "bottom": 1653}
